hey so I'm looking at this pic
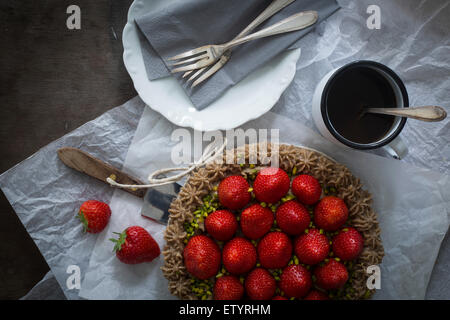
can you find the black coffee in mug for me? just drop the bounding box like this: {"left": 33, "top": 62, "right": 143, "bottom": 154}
{"left": 326, "top": 66, "right": 396, "bottom": 144}
{"left": 313, "top": 61, "right": 409, "bottom": 158}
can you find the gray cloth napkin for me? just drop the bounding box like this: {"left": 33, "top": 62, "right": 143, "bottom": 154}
{"left": 135, "top": 0, "right": 339, "bottom": 110}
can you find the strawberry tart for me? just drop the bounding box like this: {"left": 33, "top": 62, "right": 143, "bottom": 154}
{"left": 162, "top": 144, "right": 384, "bottom": 300}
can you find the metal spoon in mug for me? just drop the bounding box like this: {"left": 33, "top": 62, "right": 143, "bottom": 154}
{"left": 361, "top": 105, "right": 447, "bottom": 122}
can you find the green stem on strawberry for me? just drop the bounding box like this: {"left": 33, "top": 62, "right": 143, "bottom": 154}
{"left": 77, "top": 210, "right": 89, "bottom": 233}
{"left": 109, "top": 230, "right": 127, "bottom": 252}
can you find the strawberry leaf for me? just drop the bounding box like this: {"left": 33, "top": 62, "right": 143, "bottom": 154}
{"left": 77, "top": 210, "right": 89, "bottom": 233}
{"left": 109, "top": 230, "right": 127, "bottom": 252}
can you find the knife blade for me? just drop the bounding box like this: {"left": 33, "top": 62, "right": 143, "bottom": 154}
{"left": 57, "top": 147, "right": 180, "bottom": 224}
{"left": 141, "top": 179, "right": 181, "bottom": 224}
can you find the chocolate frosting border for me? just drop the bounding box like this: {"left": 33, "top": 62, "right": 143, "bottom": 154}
{"left": 162, "top": 144, "right": 384, "bottom": 299}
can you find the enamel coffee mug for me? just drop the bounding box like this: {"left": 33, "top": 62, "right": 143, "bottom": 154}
{"left": 312, "top": 60, "right": 409, "bottom": 159}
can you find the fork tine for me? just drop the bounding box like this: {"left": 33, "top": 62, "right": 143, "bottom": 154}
{"left": 171, "top": 58, "right": 213, "bottom": 73}
{"left": 167, "top": 47, "right": 207, "bottom": 61}
{"left": 169, "top": 53, "right": 209, "bottom": 66}
{"left": 186, "top": 68, "right": 206, "bottom": 83}
{"left": 191, "top": 54, "right": 230, "bottom": 88}
{"left": 182, "top": 70, "right": 193, "bottom": 78}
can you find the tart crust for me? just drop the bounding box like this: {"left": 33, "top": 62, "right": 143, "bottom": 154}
{"left": 162, "top": 144, "right": 384, "bottom": 300}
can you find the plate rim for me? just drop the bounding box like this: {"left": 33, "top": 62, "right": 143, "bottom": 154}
{"left": 122, "top": 0, "right": 301, "bottom": 131}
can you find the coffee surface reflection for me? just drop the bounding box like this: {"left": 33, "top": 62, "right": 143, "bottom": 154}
{"left": 326, "top": 67, "right": 396, "bottom": 144}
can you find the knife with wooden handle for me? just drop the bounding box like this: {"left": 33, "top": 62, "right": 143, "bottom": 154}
{"left": 57, "top": 147, "right": 179, "bottom": 224}
{"left": 57, "top": 147, "right": 146, "bottom": 198}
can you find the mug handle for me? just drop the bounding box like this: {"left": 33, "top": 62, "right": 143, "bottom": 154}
{"left": 383, "top": 136, "right": 408, "bottom": 160}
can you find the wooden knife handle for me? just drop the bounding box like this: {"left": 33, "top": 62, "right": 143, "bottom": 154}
{"left": 57, "top": 147, "right": 146, "bottom": 198}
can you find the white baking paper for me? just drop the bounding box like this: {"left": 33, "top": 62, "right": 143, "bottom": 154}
{"left": 78, "top": 104, "right": 449, "bottom": 300}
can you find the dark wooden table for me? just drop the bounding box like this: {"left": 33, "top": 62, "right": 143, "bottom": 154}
{"left": 0, "top": 0, "right": 135, "bottom": 299}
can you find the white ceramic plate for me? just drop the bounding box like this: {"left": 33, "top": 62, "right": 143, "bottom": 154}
{"left": 122, "top": 0, "right": 301, "bottom": 131}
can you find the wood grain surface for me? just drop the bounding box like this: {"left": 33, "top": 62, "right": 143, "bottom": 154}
{"left": 0, "top": 0, "right": 135, "bottom": 299}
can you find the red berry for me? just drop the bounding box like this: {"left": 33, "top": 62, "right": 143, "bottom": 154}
{"left": 253, "top": 167, "right": 290, "bottom": 204}
{"left": 183, "top": 235, "right": 221, "bottom": 279}
{"left": 218, "top": 176, "right": 251, "bottom": 210}
{"left": 314, "top": 259, "right": 348, "bottom": 290}
{"left": 279, "top": 265, "right": 312, "bottom": 298}
{"left": 272, "top": 296, "right": 288, "bottom": 300}
{"left": 78, "top": 200, "right": 111, "bottom": 233}
{"left": 304, "top": 290, "right": 329, "bottom": 300}
{"left": 258, "top": 232, "right": 293, "bottom": 269}
{"left": 245, "top": 268, "right": 276, "bottom": 300}
{"left": 332, "top": 227, "right": 364, "bottom": 261}
{"left": 294, "top": 228, "right": 330, "bottom": 265}
{"left": 223, "top": 237, "right": 257, "bottom": 275}
{"left": 292, "top": 175, "right": 322, "bottom": 205}
{"left": 213, "top": 275, "right": 244, "bottom": 300}
{"left": 240, "top": 204, "right": 274, "bottom": 239}
{"left": 276, "top": 200, "right": 310, "bottom": 235}
{"left": 314, "top": 196, "right": 348, "bottom": 231}
{"left": 205, "top": 210, "right": 238, "bottom": 241}
{"left": 111, "top": 226, "right": 160, "bottom": 265}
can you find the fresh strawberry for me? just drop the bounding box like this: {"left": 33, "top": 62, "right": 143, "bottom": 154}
{"left": 213, "top": 275, "right": 244, "bottom": 300}
{"left": 294, "top": 228, "right": 330, "bottom": 265}
{"left": 276, "top": 200, "right": 310, "bottom": 235}
{"left": 314, "top": 196, "right": 348, "bottom": 231}
{"left": 257, "top": 232, "right": 293, "bottom": 269}
{"left": 77, "top": 200, "right": 111, "bottom": 233}
{"left": 279, "top": 265, "right": 312, "bottom": 299}
{"left": 223, "top": 237, "right": 257, "bottom": 275}
{"left": 218, "top": 175, "right": 251, "bottom": 210}
{"left": 291, "top": 174, "right": 322, "bottom": 205}
{"left": 314, "top": 259, "right": 348, "bottom": 290}
{"left": 205, "top": 210, "right": 238, "bottom": 241}
{"left": 253, "top": 167, "right": 290, "bottom": 204}
{"left": 332, "top": 227, "right": 364, "bottom": 261}
{"left": 272, "top": 296, "right": 288, "bottom": 300}
{"left": 304, "top": 290, "right": 329, "bottom": 300}
{"left": 245, "top": 268, "right": 276, "bottom": 300}
{"left": 183, "top": 235, "right": 221, "bottom": 279}
{"left": 240, "top": 204, "right": 274, "bottom": 239}
{"left": 110, "top": 226, "right": 160, "bottom": 265}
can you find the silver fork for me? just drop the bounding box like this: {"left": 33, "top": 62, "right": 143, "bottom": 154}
{"left": 182, "top": 0, "right": 297, "bottom": 88}
{"left": 168, "top": 10, "right": 318, "bottom": 76}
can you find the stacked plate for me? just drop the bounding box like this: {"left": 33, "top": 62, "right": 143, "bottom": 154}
{"left": 122, "top": 0, "right": 301, "bottom": 131}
